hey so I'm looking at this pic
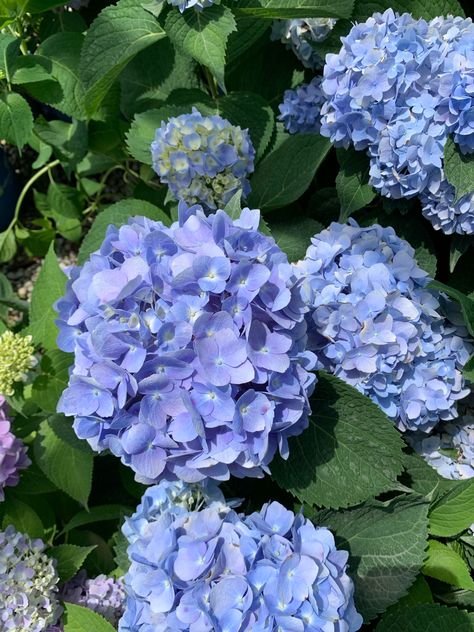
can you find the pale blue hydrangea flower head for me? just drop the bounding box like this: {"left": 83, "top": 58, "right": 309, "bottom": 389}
{"left": 151, "top": 108, "right": 255, "bottom": 210}
{"left": 407, "top": 394, "right": 474, "bottom": 480}
{"left": 119, "top": 483, "right": 363, "bottom": 631}
{"left": 294, "top": 220, "right": 473, "bottom": 433}
{"left": 272, "top": 18, "right": 337, "bottom": 69}
{"left": 60, "top": 571, "right": 126, "bottom": 626}
{"left": 0, "top": 526, "right": 60, "bottom": 631}
{"left": 56, "top": 204, "right": 316, "bottom": 484}
{"left": 0, "top": 396, "right": 30, "bottom": 501}
{"left": 278, "top": 76, "right": 325, "bottom": 134}
{"left": 319, "top": 9, "right": 474, "bottom": 234}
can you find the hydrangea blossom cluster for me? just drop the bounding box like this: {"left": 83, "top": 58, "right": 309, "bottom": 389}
{"left": 272, "top": 18, "right": 337, "bottom": 68}
{"left": 407, "top": 394, "right": 474, "bottom": 479}
{"left": 120, "top": 482, "right": 363, "bottom": 631}
{"left": 151, "top": 108, "right": 255, "bottom": 210}
{"left": 0, "top": 331, "right": 36, "bottom": 396}
{"left": 60, "top": 571, "right": 126, "bottom": 626}
{"left": 278, "top": 76, "right": 325, "bottom": 134}
{"left": 0, "top": 396, "right": 30, "bottom": 501}
{"left": 295, "top": 221, "right": 473, "bottom": 433}
{"left": 320, "top": 10, "right": 474, "bottom": 234}
{"left": 0, "top": 525, "right": 60, "bottom": 632}
{"left": 56, "top": 204, "right": 315, "bottom": 484}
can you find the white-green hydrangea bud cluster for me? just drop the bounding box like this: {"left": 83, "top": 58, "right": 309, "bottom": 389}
{"left": 0, "top": 526, "right": 60, "bottom": 632}
{"left": 0, "top": 331, "right": 36, "bottom": 396}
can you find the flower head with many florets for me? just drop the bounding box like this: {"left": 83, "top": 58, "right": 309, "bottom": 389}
{"left": 119, "top": 482, "right": 363, "bottom": 632}
{"left": 0, "top": 396, "right": 30, "bottom": 501}
{"left": 0, "top": 331, "right": 36, "bottom": 397}
{"left": 56, "top": 204, "right": 315, "bottom": 484}
{"left": 0, "top": 526, "right": 60, "bottom": 632}
{"left": 279, "top": 76, "right": 325, "bottom": 135}
{"left": 294, "top": 220, "right": 473, "bottom": 433}
{"left": 60, "top": 571, "right": 126, "bottom": 626}
{"left": 272, "top": 18, "right": 337, "bottom": 69}
{"left": 151, "top": 108, "right": 255, "bottom": 210}
{"left": 319, "top": 10, "right": 474, "bottom": 234}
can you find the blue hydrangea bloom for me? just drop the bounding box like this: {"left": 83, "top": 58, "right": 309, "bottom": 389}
{"left": 294, "top": 221, "right": 473, "bottom": 433}
{"left": 56, "top": 204, "right": 316, "bottom": 484}
{"left": 119, "top": 483, "right": 363, "bottom": 631}
{"left": 278, "top": 77, "right": 325, "bottom": 134}
{"left": 272, "top": 18, "right": 337, "bottom": 69}
{"left": 151, "top": 108, "right": 255, "bottom": 210}
{"left": 319, "top": 10, "right": 474, "bottom": 234}
{"left": 0, "top": 525, "right": 60, "bottom": 631}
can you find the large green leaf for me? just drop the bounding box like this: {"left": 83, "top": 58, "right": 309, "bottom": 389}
{"left": 336, "top": 148, "right": 376, "bottom": 220}
{"left": 79, "top": 0, "right": 166, "bottom": 116}
{"left": 429, "top": 479, "right": 474, "bottom": 537}
{"left": 376, "top": 603, "right": 474, "bottom": 632}
{"left": 34, "top": 119, "right": 88, "bottom": 174}
{"left": 318, "top": 496, "right": 429, "bottom": 621}
{"left": 272, "top": 372, "right": 405, "bottom": 509}
{"left": 353, "top": 0, "right": 465, "bottom": 20}
{"left": 78, "top": 200, "right": 170, "bottom": 264}
{"left": 444, "top": 136, "right": 474, "bottom": 203}
{"left": 28, "top": 242, "right": 67, "bottom": 351}
{"left": 249, "top": 134, "right": 331, "bottom": 210}
{"left": 165, "top": 5, "right": 236, "bottom": 88}
{"left": 64, "top": 604, "right": 116, "bottom": 632}
{"left": 34, "top": 416, "right": 93, "bottom": 508}
{"left": 62, "top": 505, "right": 130, "bottom": 534}
{"left": 269, "top": 216, "right": 323, "bottom": 262}
{"left": 233, "top": 0, "right": 354, "bottom": 18}
{"left": 48, "top": 544, "right": 96, "bottom": 582}
{"left": 429, "top": 280, "right": 474, "bottom": 337}
{"left": 32, "top": 350, "right": 73, "bottom": 414}
{"left": 2, "top": 497, "right": 44, "bottom": 539}
{"left": 0, "top": 92, "right": 33, "bottom": 149}
{"left": 423, "top": 540, "right": 474, "bottom": 590}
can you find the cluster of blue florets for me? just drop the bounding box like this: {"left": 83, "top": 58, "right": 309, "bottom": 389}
{"left": 151, "top": 108, "right": 255, "bottom": 210}
{"left": 119, "top": 481, "right": 363, "bottom": 632}
{"left": 295, "top": 221, "right": 473, "bottom": 433}
{"left": 272, "top": 18, "right": 337, "bottom": 69}
{"left": 319, "top": 9, "right": 474, "bottom": 234}
{"left": 279, "top": 77, "right": 326, "bottom": 135}
{"left": 56, "top": 204, "right": 315, "bottom": 484}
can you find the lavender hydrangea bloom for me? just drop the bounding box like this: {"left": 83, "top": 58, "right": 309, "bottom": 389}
{"left": 0, "top": 396, "right": 30, "bottom": 501}
{"left": 119, "top": 483, "right": 363, "bottom": 631}
{"left": 56, "top": 204, "right": 316, "bottom": 484}
{"left": 278, "top": 76, "right": 325, "bottom": 134}
{"left": 151, "top": 108, "right": 255, "bottom": 210}
{"left": 60, "top": 571, "right": 125, "bottom": 626}
{"left": 0, "top": 526, "right": 60, "bottom": 631}
{"left": 272, "top": 18, "right": 337, "bottom": 69}
{"left": 319, "top": 10, "right": 474, "bottom": 234}
{"left": 295, "top": 221, "right": 473, "bottom": 433}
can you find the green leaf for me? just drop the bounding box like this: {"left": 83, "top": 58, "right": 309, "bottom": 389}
{"left": 78, "top": 200, "right": 170, "bottom": 264}
{"left": 0, "top": 92, "right": 33, "bottom": 149}
{"left": 112, "top": 529, "right": 130, "bottom": 574}
{"left": 444, "top": 136, "right": 474, "bottom": 203}
{"left": 352, "top": 0, "right": 465, "bottom": 21}
{"left": 62, "top": 505, "right": 131, "bottom": 533}
{"left": 429, "top": 480, "right": 474, "bottom": 537}
{"left": 120, "top": 38, "right": 199, "bottom": 118}
{"left": 449, "top": 236, "right": 473, "bottom": 274}
{"left": 336, "top": 148, "right": 376, "bottom": 220}
{"left": 464, "top": 354, "right": 474, "bottom": 382}
{"left": 272, "top": 372, "right": 405, "bottom": 509}
{"left": 403, "top": 451, "right": 444, "bottom": 499}
{"left": 0, "top": 32, "right": 20, "bottom": 77}
{"left": 48, "top": 544, "right": 96, "bottom": 582}
{"left": 64, "top": 603, "right": 116, "bottom": 632}
{"left": 249, "top": 134, "right": 331, "bottom": 210}
{"left": 318, "top": 496, "right": 429, "bottom": 621}
{"left": 384, "top": 575, "right": 433, "bottom": 615}
{"left": 36, "top": 32, "right": 86, "bottom": 120}
{"left": 428, "top": 280, "right": 474, "bottom": 338}
{"left": 79, "top": 0, "right": 166, "bottom": 116}
{"left": 11, "top": 55, "right": 53, "bottom": 84}
{"left": 35, "top": 119, "right": 88, "bottom": 174}
{"left": 28, "top": 242, "right": 66, "bottom": 350}
{"left": 269, "top": 216, "right": 323, "bottom": 262}
{"left": 34, "top": 416, "right": 93, "bottom": 507}
{"left": 31, "top": 350, "right": 72, "bottom": 414}
{"left": 165, "top": 5, "right": 236, "bottom": 88}
{"left": 423, "top": 540, "right": 474, "bottom": 590}
{"left": 233, "top": 0, "right": 354, "bottom": 18}
{"left": 216, "top": 92, "right": 274, "bottom": 162}
{"left": 46, "top": 183, "right": 83, "bottom": 241}
{"left": 2, "top": 497, "right": 44, "bottom": 539}
{"left": 0, "top": 228, "right": 17, "bottom": 263}
{"left": 376, "top": 603, "right": 474, "bottom": 632}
